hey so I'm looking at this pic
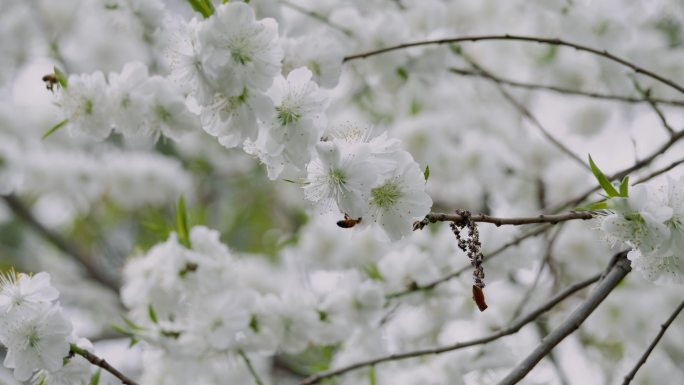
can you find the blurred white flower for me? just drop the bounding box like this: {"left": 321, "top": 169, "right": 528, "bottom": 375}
{"left": 107, "top": 61, "right": 151, "bottom": 137}
{"left": 56, "top": 71, "right": 111, "bottom": 140}
{"left": 139, "top": 77, "right": 200, "bottom": 141}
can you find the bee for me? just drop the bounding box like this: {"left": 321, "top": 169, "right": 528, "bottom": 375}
{"left": 42, "top": 74, "right": 59, "bottom": 92}
{"left": 472, "top": 285, "right": 488, "bottom": 312}
{"left": 336, "top": 213, "right": 362, "bottom": 228}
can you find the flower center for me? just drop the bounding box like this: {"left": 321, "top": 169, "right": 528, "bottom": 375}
{"left": 232, "top": 49, "right": 252, "bottom": 65}
{"left": 276, "top": 105, "right": 301, "bottom": 126}
{"left": 371, "top": 180, "right": 403, "bottom": 209}
{"left": 26, "top": 327, "right": 40, "bottom": 348}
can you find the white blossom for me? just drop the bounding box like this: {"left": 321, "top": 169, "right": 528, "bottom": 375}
{"left": 56, "top": 71, "right": 111, "bottom": 140}
{"left": 1, "top": 305, "right": 72, "bottom": 381}
{"left": 365, "top": 153, "right": 432, "bottom": 240}
{"left": 303, "top": 140, "right": 379, "bottom": 218}
{"left": 198, "top": 2, "right": 282, "bottom": 97}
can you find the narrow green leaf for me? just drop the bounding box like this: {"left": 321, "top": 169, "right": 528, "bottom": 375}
{"left": 369, "top": 365, "right": 377, "bottom": 385}
{"left": 175, "top": 195, "right": 192, "bottom": 248}
{"left": 588, "top": 155, "right": 620, "bottom": 197}
{"left": 363, "top": 263, "right": 384, "bottom": 281}
{"left": 577, "top": 201, "right": 609, "bottom": 211}
{"left": 42, "top": 119, "right": 68, "bottom": 140}
{"left": 121, "top": 315, "right": 144, "bottom": 331}
{"left": 148, "top": 304, "right": 158, "bottom": 324}
{"left": 619, "top": 176, "right": 629, "bottom": 197}
{"left": 423, "top": 165, "right": 430, "bottom": 182}
{"left": 89, "top": 370, "right": 102, "bottom": 385}
{"left": 54, "top": 67, "right": 68, "bottom": 88}
{"left": 187, "top": 0, "right": 214, "bottom": 18}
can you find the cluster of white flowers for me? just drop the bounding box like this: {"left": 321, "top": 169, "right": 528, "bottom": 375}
{"left": 49, "top": 1, "right": 431, "bottom": 240}
{"left": 56, "top": 61, "right": 199, "bottom": 141}
{"left": 0, "top": 271, "right": 92, "bottom": 384}
{"left": 304, "top": 125, "right": 432, "bottom": 240}
{"left": 599, "top": 176, "right": 684, "bottom": 285}
{"left": 121, "top": 226, "right": 387, "bottom": 384}
{"left": 0, "top": 138, "right": 192, "bottom": 212}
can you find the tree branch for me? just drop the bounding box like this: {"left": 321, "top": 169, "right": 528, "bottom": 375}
{"left": 343, "top": 34, "right": 684, "bottom": 95}
{"left": 448, "top": 67, "right": 684, "bottom": 107}
{"left": 622, "top": 299, "right": 684, "bottom": 385}
{"left": 301, "top": 270, "right": 606, "bottom": 385}
{"left": 496, "top": 252, "right": 631, "bottom": 385}
{"left": 2, "top": 195, "right": 120, "bottom": 290}
{"left": 70, "top": 344, "right": 139, "bottom": 385}
{"left": 415, "top": 211, "right": 592, "bottom": 229}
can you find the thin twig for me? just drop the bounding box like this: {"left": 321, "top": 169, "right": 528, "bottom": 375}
{"left": 2, "top": 195, "right": 120, "bottom": 290}
{"left": 343, "top": 34, "right": 684, "bottom": 95}
{"left": 461, "top": 56, "right": 590, "bottom": 171}
{"left": 448, "top": 67, "right": 684, "bottom": 107}
{"left": 509, "top": 225, "right": 564, "bottom": 321}
{"left": 70, "top": 344, "right": 139, "bottom": 385}
{"left": 280, "top": 0, "right": 352, "bottom": 36}
{"left": 417, "top": 211, "right": 592, "bottom": 229}
{"left": 632, "top": 79, "right": 677, "bottom": 136}
{"left": 622, "top": 299, "right": 684, "bottom": 385}
{"left": 241, "top": 350, "right": 266, "bottom": 385}
{"left": 633, "top": 158, "right": 684, "bottom": 186}
{"left": 496, "top": 253, "right": 631, "bottom": 385}
{"left": 300, "top": 271, "right": 605, "bottom": 385}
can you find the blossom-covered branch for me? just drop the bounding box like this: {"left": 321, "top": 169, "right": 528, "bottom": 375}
{"left": 70, "top": 344, "right": 139, "bottom": 385}
{"left": 622, "top": 299, "right": 684, "bottom": 385}
{"left": 300, "top": 270, "right": 604, "bottom": 385}
{"left": 343, "top": 34, "right": 684, "bottom": 94}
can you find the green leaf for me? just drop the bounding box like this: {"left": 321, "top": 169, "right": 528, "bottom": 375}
{"left": 148, "top": 304, "right": 158, "bottom": 324}
{"left": 363, "top": 263, "right": 384, "bottom": 281}
{"left": 175, "top": 195, "right": 192, "bottom": 249}
{"left": 54, "top": 67, "right": 68, "bottom": 88}
{"left": 121, "top": 315, "right": 145, "bottom": 331}
{"left": 396, "top": 67, "right": 408, "bottom": 81}
{"left": 577, "top": 200, "right": 609, "bottom": 211}
{"left": 369, "top": 365, "right": 377, "bottom": 385}
{"left": 89, "top": 370, "right": 102, "bottom": 385}
{"left": 619, "top": 176, "right": 629, "bottom": 197}
{"left": 42, "top": 119, "right": 68, "bottom": 140}
{"left": 588, "top": 155, "right": 620, "bottom": 197}
{"left": 423, "top": 165, "right": 430, "bottom": 182}
{"left": 186, "top": 0, "right": 214, "bottom": 18}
